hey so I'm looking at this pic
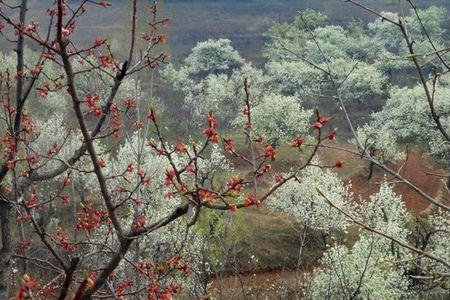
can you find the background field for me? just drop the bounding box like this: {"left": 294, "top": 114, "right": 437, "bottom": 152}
{"left": 13, "top": 0, "right": 450, "bottom": 64}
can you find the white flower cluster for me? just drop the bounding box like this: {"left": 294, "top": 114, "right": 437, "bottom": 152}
{"left": 267, "top": 162, "right": 354, "bottom": 231}
{"left": 309, "top": 183, "right": 413, "bottom": 299}
{"left": 371, "top": 79, "right": 450, "bottom": 165}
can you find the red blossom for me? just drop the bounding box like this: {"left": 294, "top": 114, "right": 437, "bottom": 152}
{"left": 116, "top": 281, "right": 134, "bottom": 295}
{"left": 97, "top": 159, "right": 106, "bottom": 168}
{"left": 25, "top": 21, "right": 39, "bottom": 34}
{"left": 264, "top": 144, "right": 277, "bottom": 159}
{"left": 327, "top": 131, "right": 336, "bottom": 140}
{"left": 16, "top": 274, "right": 37, "bottom": 300}
{"left": 274, "top": 173, "right": 283, "bottom": 183}
{"left": 175, "top": 143, "right": 186, "bottom": 153}
{"left": 147, "top": 108, "right": 156, "bottom": 122}
{"left": 311, "top": 121, "right": 323, "bottom": 130}
{"left": 165, "top": 169, "right": 176, "bottom": 187}
{"left": 134, "top": 216, "right": 147, "bottom": 228}
{"left": 223, "top": 137, "right": 234, "bottom": 152}
{"left": 62, "top": 195, "right": 70, "bottom": 206}
{"left": 134, "top": 120, "right": 143, "bottom": 130}
{"left": 76, "top": 205, "right": 107, "bottom": 233}
{"left": 257, "top": 164, "right": 272, "bottom": 178}
{"left": 226, "top": 177, "right": 244, "bottom": 193}
{"left": 320, "top": 116, "right": 329, "bottom": 125}
{"left": 203, "top": 128, "right": 219, "bottom": 143}
{"left": 335, "top": 160, "right": 344, "bottom": 169}
{"left": 228, "top": 204, "right": 237, "bottom": 212}
{"left": 198, "top": 189, "right": 216, "bottom": 202}
{"left": 26, "top": 193, "right": 38, "bottom": 206}
{"left": 47, "top": 143, "right": 59, "bottom": 156}
{"left": 37, "top": 88, "right": 48, "bottom": 98}
{"left": 312, "top": 115, "right": 330, "bottom": 130}
{"left": 85, "top": 93, "right": 100, "bottom": 109}
{"left": 93, "top": 38, "right": 105, "bottom": 47}
{"left": 61, "top": 27, "right": 71, "bottom": 37}
{"left": 124, "top": 98, "right": 136, "bottom": 109}
{"left": 152, "top": 34, "right": 166, "bottom": 44}
{"left": 244, "top": 193, "right": 255, "bottom": 207}
{"left": 99, "top": 52, "right": 117, "bottom": 69}
{"left": 98, "top": 0, "right": 111, "bottom": 7}
{"left": 7, "top": 160, "right": 15, "bottom": 170}
{"left": 63, "top": 177, "right": 71, "bottom": 186}
{"left": 30, "top": 65, "right": 42, "bottom": 76}
{"left": 18, "top": 240, "right": 31, "bottom": 253}
{"left": 203, "top": 113, "right": 219, "bottom": 143}
{"left": 93, "top": 107, "right": 102, "bottom": 117}
{"left": 291, "top": 136, "right": 305, "bottom": 148}
{"left": 208, "top": 114, "right": 217, "bottom": 128}
{"left": 1, "top": 184, "right": 11, "bottom": 193}
{"left": 186, "top": 164, "right": 195, "bottom": 173}
{"left": 51, "top": 229, "right": 75, "bottom": 252}
{"left": 117, "top": 186, "right": 127, "bottom": 193}
{"left": 127, "top": 163, "right": 134, "bottom": 173}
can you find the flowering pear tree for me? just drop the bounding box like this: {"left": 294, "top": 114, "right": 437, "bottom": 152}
{"left": 268, "top": 161, "right": 353, "bottom": 232}
{"left": 364, "top": 77, "right": 450, "bottom": 179}
{"left": 310, "top": 182, "right": 450, "bottom": 299}
{"left": 264, "top": 10, "right": 388, "bottom": 103}
{"left": 160, "top": 38, "right": 249, "bottom": 128}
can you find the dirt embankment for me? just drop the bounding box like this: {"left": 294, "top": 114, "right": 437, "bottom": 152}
{"left": 346, "top": 152, "right": 448, "bottom": 215}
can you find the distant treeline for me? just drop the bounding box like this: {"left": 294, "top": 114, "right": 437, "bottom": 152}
{"left": 11, "top": 0, "right": 450, "bottom": 64}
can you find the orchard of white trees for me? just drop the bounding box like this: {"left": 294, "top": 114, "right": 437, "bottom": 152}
{"left": 0, "top": 0, "right": 449, "bottom": 299}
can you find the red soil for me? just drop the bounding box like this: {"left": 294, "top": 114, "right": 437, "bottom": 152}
{"left": 346, "top": 152, "right": 448, "bottom": 215}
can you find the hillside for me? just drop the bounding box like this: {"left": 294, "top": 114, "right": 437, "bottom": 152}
{"left": 14, "top": 0, "right": 450, "bottom": 64}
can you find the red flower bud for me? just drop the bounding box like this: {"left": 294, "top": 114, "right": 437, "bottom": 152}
{"left": 291, "top": 136, "right": 305, "bottom": 147}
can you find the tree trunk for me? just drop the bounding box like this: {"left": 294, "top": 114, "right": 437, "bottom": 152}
{"left": 367, "top": 147, "right": 376, "bottom": 181}
{"left": 0, "top": 201, "right": 12, "bottom": 299}
{"left": 367, "top": 161, "right": 375, "bottom": 181}
{"left": 0, "top": 1, "right": 28, "bottom": 297}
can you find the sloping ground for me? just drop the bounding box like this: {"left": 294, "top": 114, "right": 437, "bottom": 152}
{"left": 209, "top": 145, "right": 448, "bottom": 299}
{"left": 211, "top": 269, "right": 305, "bottom": 299}
{"left": 318, "top": 145, "right": 449, "bottom": 214}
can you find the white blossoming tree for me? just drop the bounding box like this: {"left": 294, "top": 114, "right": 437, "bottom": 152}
{"left": 309, "top": 183, "right": 413, "bottom": 299}
{"left": 160, "top": 39, "right": 249, "bottom": 128}
{"left": 268, "top": 163, "right": 353, "bottom": 232}
{"left": 369, "top": 79, "right": 450, "bottom": 166}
